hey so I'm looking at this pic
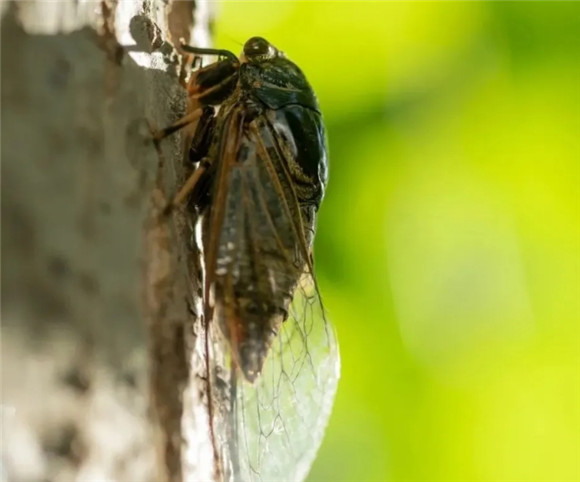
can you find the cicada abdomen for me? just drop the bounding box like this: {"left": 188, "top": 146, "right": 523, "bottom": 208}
{"left": 157, "top": 37, "right": 339, "bottom": 482}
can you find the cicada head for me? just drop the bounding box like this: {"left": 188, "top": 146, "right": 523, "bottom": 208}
{"left": 237, "top": 36, "right": 320, "bottom": 113}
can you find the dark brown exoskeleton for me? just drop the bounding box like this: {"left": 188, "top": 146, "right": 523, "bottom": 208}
{"left": 156, "top": 37, "right": 336, "bottom": 482}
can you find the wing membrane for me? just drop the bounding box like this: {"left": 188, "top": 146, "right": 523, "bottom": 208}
{"left": 234, "top": 275, "right": 339, "bottom": 482}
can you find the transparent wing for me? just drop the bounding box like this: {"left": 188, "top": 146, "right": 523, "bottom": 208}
{"left": 232, "top": 273, "right": 340, "bottom": 482}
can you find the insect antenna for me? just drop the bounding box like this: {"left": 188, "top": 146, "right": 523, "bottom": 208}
{"left": 221, "top": 33, "right": 244, "bottom": 48}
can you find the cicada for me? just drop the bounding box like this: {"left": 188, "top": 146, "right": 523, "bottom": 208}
{"left": 156, "top": 37, "right": 339, "bottom": 482}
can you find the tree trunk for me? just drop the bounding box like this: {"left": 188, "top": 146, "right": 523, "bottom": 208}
{"left": 1, "top": 1, "right": 214, "bottom": 480}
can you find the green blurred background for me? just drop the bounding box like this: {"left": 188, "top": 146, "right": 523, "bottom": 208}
{"left": 215, "top": 2, "right": 579, "bottom": 481}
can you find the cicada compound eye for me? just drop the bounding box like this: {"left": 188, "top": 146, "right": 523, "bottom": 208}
{"left": 243, "top": 36, "right": 276, "bottom": 62}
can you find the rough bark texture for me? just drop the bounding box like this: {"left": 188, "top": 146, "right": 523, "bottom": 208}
{"left": 1, "top": 1, "right": 214, "bottom": 480}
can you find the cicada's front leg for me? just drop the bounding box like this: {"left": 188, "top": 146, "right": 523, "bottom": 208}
{"left": 156, "top": 45, "right": 240, "bottom": 214}
{"left": 185, "top": 57, "right": 239, "bottom": 106}
{"left": 154, "top": 46, "right": 239, "bottom": 142}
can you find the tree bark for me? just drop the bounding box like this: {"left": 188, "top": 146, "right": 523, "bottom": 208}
{"left": 1, "top": 1, "right": 214, "bottom": 480}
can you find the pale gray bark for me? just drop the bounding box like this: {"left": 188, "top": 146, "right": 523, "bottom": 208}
{"left": 1, "top": 1, "right": 214, "bottom": 480}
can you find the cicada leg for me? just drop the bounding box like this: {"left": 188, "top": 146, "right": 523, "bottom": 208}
{"left": 152, "top": 107, "right": 204, "bottom": 141}
{"left": 155, "top": 48, "right": 239, "bottom": 215}
{"left": 180, "top": 42, "right": 238, "bottom": 63}
{"left": 182, "top": 44, "right": 240, "bottom": 105}
{"left": 189, "top": 106, "right": 216, "bottom": 165}
{"left": 160, "top": 104, "right": 217, "bottom": 216}
{"left": 154, "top": 45, "right": 238, "bottom": 141}
{"left": 192, "top": 54, "right": 203, "bottom": 71}
{"left": 162, "top": 158, "right": 210, "bottom": 215}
